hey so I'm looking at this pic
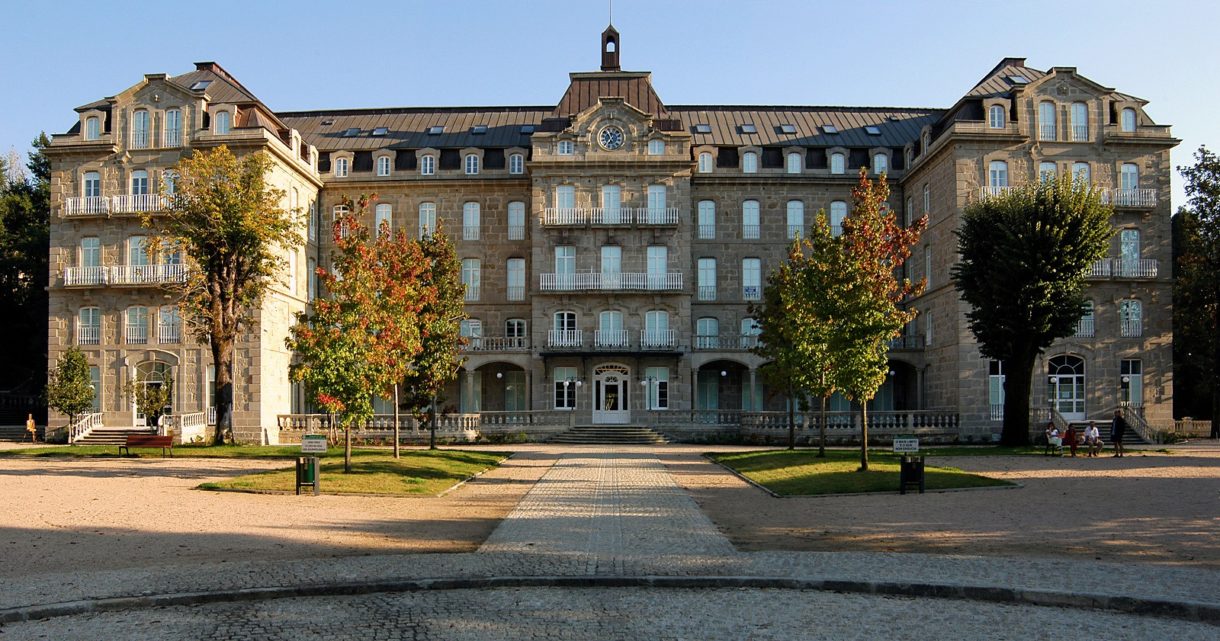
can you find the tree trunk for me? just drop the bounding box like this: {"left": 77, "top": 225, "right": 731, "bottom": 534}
{"left": 344, "top": 422, "right": 352, "bottom": 473}
{"left": 393, "top": 383, "right": 401, "bottom": 459}
{"left": 1002, "top": 351, "right": 1037, "bottom": 447}
{"left": 429, "top": 393, "right": 438, "bottom": 450}
{"left": 1212, "top": 282, "right": 1220, "bottom": 439}
{"left": 211, "top": 337, "right": 234, "bottom": 446}
{"left": 818, "top": 395, "right": 827, "bottom": 457}
{"left": 858, "top": 401, "right": 869, "bottom": 471}
{"left": 787, "top": 383, "right": 796, "bottom": 450}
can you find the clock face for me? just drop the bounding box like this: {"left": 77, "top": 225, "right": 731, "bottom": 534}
{"left": 599, "top": 125, "right": 625, "bottom": 150}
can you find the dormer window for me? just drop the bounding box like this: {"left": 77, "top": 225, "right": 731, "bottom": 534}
{"left": 988, "top": 105, "right": 1005, "bottom": 129}
{"left": 131, "top": 109, "right": 150, "bottom": 148}
{"left": 557, "top": 140, "right": 574, "bottom": 155}
{"left": 830, "top": 152, "right": 845, "bottom": 175}
{"left": 471, "top": 125, "right": 488, "bottom": 135}
{"left": 376, "top": 156, "right": 391, "bottom": 177}
{"left": 786, "top": 152, "right": 802, "bottom": 174}
{"left": 1121, "top": 108, "right": 1137, "bottom": 133}
{"left": 464, "top": 154, "right": 480, "bottom": 175}
{"left": 342, "top": 127, "right": 360, "bottom": 137}
{"left": 742, "top": 151, "right": 758, "bottom": 174}
{"left": 214, "top": 110, "right": 231, "bottom": 135}
{"left": 85, "top": 116, "right": 100, "bottom": 141}
{"left": 922, "top": 131, "right": 931, "bottom": 152}
{"left": 648, "top": 139, "right": 665, "bottom": 155}
{"left": 189, "top": 80, "right": 212, "bottom": 91}
{"left": 873, "top": 153, "right": 888, "bottom": 175}
{"left": 420, "top": 155, "right": 435, "bottom": 176}
{"left": 698, "top": 152, "right": 713, "bottom": 173}
{"left": 372, "top": 127, "right": 389, "bottom": 136}
{"left": 334, "top": 157, "right": 349, "bottom": 178}
{"left": 509, "top": 153, "right": 524, "bottom": 175}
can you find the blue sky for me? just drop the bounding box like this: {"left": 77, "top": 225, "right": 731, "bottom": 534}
{"left": 2, "top": 0, "right": 1215, "bottom": 205}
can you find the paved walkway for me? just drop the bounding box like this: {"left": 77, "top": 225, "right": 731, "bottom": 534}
{"left": 1, "top": 449, "right": 1217, "bottom": 639}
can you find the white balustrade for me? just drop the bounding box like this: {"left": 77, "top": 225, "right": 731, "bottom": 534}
{"left": 109, "top": 263, "right": 188, "bottom": 285}
{"left": 1103, "top": 188, "right": 1156, "bottom": 208}
{"left": 462, "top": 225, "right": 480, "bottom": 241}
{"left": 540, "top": 272, "right": 682, "bottom": 292}
{"left": 1070, "top": 125, "right": 1089, "bottom": 142}
{"left": 697, "top": 225, "right": 716, "bottom": 239}
{"left": 542, "top": 208, "right": 588, "bottom": 225}
{"left": 77, "top": 325, "right": 100, "bottom": 345}
{"left": 64, "top": 266, "right": 107, "bottom": 286}
{"left": 164, "top": 129, "right": 183, "bottom": 147}
{"left": 67, "top": 412, "right": 103, "bottom": 444}
{"left": 979, "top": 186, "right": 1014, "bottom": 198}
{"left": 462, "top": 336, "right": 529, "bottom": 352}
{"left": 547, "top": 329, "right": 583, "bottom": 348}
{"left": 1074, "top": 317, "right": 1095, "bottom": 338}
{"left": 157, "top": 323, "right": 182, "bottom": 344}
{"left": 741, "top": 224, "right": 760, "bottom": 239}
{"left": 594, "top": 329, "right": 630, "bottom": 349}
{"left": 1038, "top": 124, "right": 1056, "bottom": 141}
{"left": 640, "top": 329, "right": 676, "bottom": 349}
{"left": 742, "top": 285, "right": 761, "bottom": 301}
{"left": 125, "top": 324, "right": 149, "bottom": 344}
{"left": 64, "top": 196, "right": 110, "bottom": 216}
{"left": 111, "top": 194, "right": 165, "bottom": 213}
{"left": 507, "top": 225, "right": 526, "bottom": 240}
{"left": 697, "top": 285, "right": 717, "bottom": 301}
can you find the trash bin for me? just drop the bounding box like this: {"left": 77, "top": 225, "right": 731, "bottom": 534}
{"left": 899, "top": 455, "right": 925, "bottom": 495}
{"left": 296, "top": 456, "right": 320, "bottom": 495}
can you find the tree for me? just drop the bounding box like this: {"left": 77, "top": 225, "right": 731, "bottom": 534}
{"left": 287, "top": 198, "right": 430, "bottom": 471}
{"left": 142, "top": 145, "right": 298, "bottom": 445}
{"left": 835, "top": 169, "right": 924, "bottom": 470}
{"left": 126, "top": 372, "right": 174, "bottom": 430}
{"left": 397, "top": 223, "right": 466, "bottom": 450}
{"left": 0, "top": 134, "right": 51, "bottom": 392}
{"left": 1175, "top": 146, "right": 1220, "bottom": 436}
{"left": 952, "top": 175, "right": 1111, "bottom": 446}
{"left": 47, "top": 346, "right": 94, "bottom": 429}
{"left": 753, "top": 214, "right": 847, "bottom": 453}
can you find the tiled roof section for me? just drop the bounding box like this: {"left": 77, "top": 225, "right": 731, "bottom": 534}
{"left": 669, "top": 106, "right": 942, "bottom": 148}
{"left": 554, "top": 71, "right": 667, "bottom": 117}
{"left": 966, "top": 58, "right": 1048, "bottom": 98}
{"left": 170, "top": 62, "right": 260, "bottom": 104}
{"left": 278, "top": 107, "right": 554, "bottom": 151}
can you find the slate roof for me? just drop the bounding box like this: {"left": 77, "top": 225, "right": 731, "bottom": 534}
{"left": 278, "top": 107, "right": 554, "bottom": 151}
{"left": 554, "top": 72, "right": 668, "bottom": 117}
{"left": 670, "top": 106, "right": 940, "bottom": 148}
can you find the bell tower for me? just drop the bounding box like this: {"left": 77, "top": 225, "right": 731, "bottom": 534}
{"left": 601, "top": 24, "right": 620, "bottom": 71}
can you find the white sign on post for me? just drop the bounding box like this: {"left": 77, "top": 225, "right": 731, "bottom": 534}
{"left": 892, "top": 436, "right": 920, "bottom": 454}
{"left": 300, "top": 434, "right": 328, "bottom": 454}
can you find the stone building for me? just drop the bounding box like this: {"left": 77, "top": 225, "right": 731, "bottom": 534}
{"left": 45, "top": 28, "right": 1177, "bottom": 442}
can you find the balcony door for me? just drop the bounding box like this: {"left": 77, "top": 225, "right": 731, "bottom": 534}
{"left": 601, "top": 246, "right": 621, "bottom": 289}
{"left": 601, "top": 185, "right": 622, "bottom": 223}
{"left": 1120, "top": 229, "right": 1140, "bottom": 275}
{"left": 598, "top": 310, "right": 625, "bottom": 348}
{"left": 593, "top": 363, "right": 631, "bottom": 425}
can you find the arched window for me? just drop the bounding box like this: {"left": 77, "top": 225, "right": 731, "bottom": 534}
{"left": 125, "top": 306, "right": 149, "bottom": 344}
{"left": 1120, "top": 108, "right": 1137, "bottom": 133}
{"left": 374, "top": 204, "right": 392, "bottom": 235}
{"left": 988, "top": 160, "right": 1008, "bottom": 188}
{"left": 1119, "top": 300, "right": 1142, "bottom": 337}
{"left": 376, "top": 156, "right": 391, "bottom": 177}
{"left": 786, "top": 200, "right": 804, "bottom": 239}
{"left": 509, "top": 153, "right": 524, "bottom": 174}
{"left": 597, "top": 310, "right": 626, "bottom": 348}
{"left": 830, "top": 152, "right": 845, "bottom": 175}
{"left": 420, "top": 155, "right": 435, "bottom": 176}
{"left": 830, "top": 201, "right": 847, "bottom": 237}
{"left": 786, "top": 152, "right": 802, "bottom": 174}
{"left": 462, "top": 202, "right": 480, "bottom": 240}
{"left": 85, "top": 116, "right": 100, "bottom": 141}
{"left": 164, "top": 108, "right": 182, "bottom": 146}
{"left": 643, "top": 310, "right": 671, "bottom": 348}
{"left": 695, "top": 317, "right": 719, "bottom": 349}
{"left": 741, "top": 200, "right": 760, "bottom": 239}
{"left": 77, "top": 307, "right": 101, "bottom": 345}
{"left": 333, "top": 157, "right": 349, "bottom": 177}
{"left": 1070, "top": 102, "right": 1088, "bottom": 141}
{"left": 873, "top": 153, "right": 888, "bottom": 175}
{"left": 1039, "top": 162, "right": 1057, "bottom": 183}
{"left": 1038, "top": 101, "right": 1056, "bottom": 140}
{"left": 464, "top": 154, "right": 479, "bottom": 175}
{"left": 697, "top": 200, "right": 716, "bottom": 239}
{"left": 1072, "top": 162, "right": 1091, "bottom": 184}
{"left": 922, "top": 131, "right": 931, "bottom": 153}
{"left": 131, "top": 109, "right": 150, "bottom": 148}
{"left": 988, "top": 105, "right": 1005, "bottom": 129}
{"left": 742, "top": 151, "right": 758, "bottom": 174}
{"left": 214, "top": 110, "right": 231, "bottom": 135}
{"left": 418, "top": 202, "right": 436, "bottom": 239}
{"left": 698, "top": 151, "right": 713, "bottom": 173}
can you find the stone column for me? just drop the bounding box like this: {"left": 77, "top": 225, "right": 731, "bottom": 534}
{"left": 748, "top": 368, "right": 758, "bottom": 412}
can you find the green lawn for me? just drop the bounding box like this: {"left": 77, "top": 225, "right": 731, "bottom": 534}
{"left": 200, "top": 449, "right": 508, "bottom": 496}
{"left": 710, "top": 449, "right": 1014, "bottom": 496}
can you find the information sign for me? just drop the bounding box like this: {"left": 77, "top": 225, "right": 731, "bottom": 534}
{"left": 300, "top": 434, "right": 328, "bottom": 454}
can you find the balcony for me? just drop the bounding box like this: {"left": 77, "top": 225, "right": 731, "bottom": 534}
{"left": 786, "top": 225, "right": 804, "bottom": 240}
{"left": 506, "top": 285, "right": 525, "bottom": 301}
{"left": 125, "top": 325, "right": 148, "bottom": 344}
{"left": 157, "top": 324, "right": 181, "bottom": 344}
{"left": 594, "top": 330, "right": 630, "bottom": 350}
{"left": 1074, "top": 317, "right": 1095, "bottom": 338}
{"left": 464, "top": 285, "right": 480, "bottom": 302}
{"left": 462, "top": 336, "right": 529, "bottom": 352}
{"left": 63, "top": 266, "right": 107, "bottom": 287}
{"left": 640, "top": 329, "right": 677, "bottom": 350}
{"left": 507, "top": 225, "right": 526, "bottom": 240}
{"left": 1070, "top": 125, "right": 1089, "bottom": 142}
{"left": 1087, "top": 258, "right": 1159, "bottom": 279}
{"left": 694, "top": 333, "right": 759, "bottom": 351}
{"left": 462, "top": 225, "right": 480, "bottom": 241}
{"left": 1102, "top": 189, "right": 1156, "bottom": 209}
{"left": 111, "top": 194, "right": 167, "bottom": 214}
{"left": 979, "top": 186, "right": 1015, "bottom": 199}
{"left": 888, "top": 335, "right": 925, "bottom": 350}
{"left": 77, "top": 326, "right": 100, "bottom": 345}
{"left": 635, "top": 208, "right": 680, "bottom": 226}
{"left": 591, "top": 208, "right": 630, "bottom": 225}
{"left": 1038, "top": 125, "right": 1056, "bottom": 141}
{"left": 109, "top": 264, "right": 189, "bottom": 286}
{"left": 547, "top": 329, "right": 583, "bottom": 349}
{"left": 1120, "top": 320, "right": 1142, "bottom": 338}
{"left": 541, "top": 207, "right": 681, "bottom": 227}
{"left": 697, "top": 285, "right": 717, "bottom": 301}
{"left": 64, "top": 197, "right": 110, "bottom": 217}
{"left": 742, "top": 285, "right": 761, "bottom": 301}
{"left": 539, "top": 272, "right": 683, "bottom": 292}
{"left": 741, "top": 225, "right": 760, "bottom": 240}
{"left": 130, "top": 131, "right": 150, "bottom": 149}
{"left": 697, "top": 225, "right": 716, "bottom": 240}
{"left": 543, "top": 208, "right": 588, "bottom": 226}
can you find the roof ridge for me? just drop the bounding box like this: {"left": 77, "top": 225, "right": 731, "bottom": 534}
{"left": 667, "top": 105, "right": 944, "bottom": 113}
{"left": 193, "top": 61, "right": 259, "bottom": 102}
{"left": 277, "top": 105, "right": 556, "bottom": 118}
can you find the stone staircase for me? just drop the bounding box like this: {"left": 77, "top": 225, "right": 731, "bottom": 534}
{"left": 72, "top": 426, "right": 156, "bottom": 446}
{"left": 0, "top": 425, "right": 41, "bottom": 442}
{"left": 548, "top": 425, "right": 669, "bottom": 445}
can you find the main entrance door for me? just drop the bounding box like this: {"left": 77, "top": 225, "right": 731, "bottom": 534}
{"left": 1048, "top": 355, "right": 1086, "bottom": 421}
{"left": 593, "top": 364, "right": 630, "bottom": 424}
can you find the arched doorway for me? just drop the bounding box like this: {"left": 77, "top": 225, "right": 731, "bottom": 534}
{"left": 132, "top": 360, "right": 173, "bottom": 427}
{"left": 1048, "top": 354, "right": 1086, "bottom": 421}
{"left": 474, "top": 363, "right": 528, "bottom": 412}
{"left": 696, "top": 360, "right": 753, "bottom": 411}
{"left": 593, "top": 363, "right": 630, "bottom": 424}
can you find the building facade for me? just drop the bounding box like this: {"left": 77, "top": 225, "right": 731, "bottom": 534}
{"left": 45, "top": 29, "right": 1178, "bottom": 442}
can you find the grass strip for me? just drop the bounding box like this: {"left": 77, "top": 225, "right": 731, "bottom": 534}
{"left": 710, "top": 449, "right": 1013, "bottom": 496}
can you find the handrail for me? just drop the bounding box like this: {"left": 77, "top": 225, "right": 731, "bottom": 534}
{"left": 67, "top": 412, "right": 103, "bottom": 444}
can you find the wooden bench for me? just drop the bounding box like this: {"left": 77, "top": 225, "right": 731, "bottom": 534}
{"left": 119, "top": 434, "right": 174, "bottom": 457}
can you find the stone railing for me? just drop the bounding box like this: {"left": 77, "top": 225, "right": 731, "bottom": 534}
{"left": 162, "top": 412, "right": 206, "bottom": 442}
{"left": 67, "top": 412, "right": 103, "bottom": 444}
{"left": 539, "top": 272, "right": 683, "bottom": 292}
{"left": 1169, "top": 419, "right": 1213, "bottom": 438}
{"left": 462, "top": 336, "right": 529, "bottom": 352}
{"left": 740, "top": 410, "right": 959, "bottom": 438}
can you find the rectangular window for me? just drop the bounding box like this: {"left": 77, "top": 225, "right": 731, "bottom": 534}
{"left": 648, "top": 139, "right": 665, "bottom": 155}
{"left": 601, "top": 185, "right": 622, "bottom": 223}
{"left": 696, "top": 317, "right": 719, "bottom": 349}
{"left": 555, "top": 185, "right": 576, "bottom": 211}
{"left": 507, "top": 201, "right": 526, "bottom": 240}
{"left": 125, "top": 306, "right": 149, "bottom": 344}
{"left": 786, "top": 201, "right": 804, "bottom": 239}
{"left": 698, "top": 152, "right": 713, "bottom": 173}
{"left": 78, "top": 307, "right": 101, "bottom": 345}
{"left": 507, "top": 258, "right": 525, "bottom": 301}
{"left": 647, "top": 246, "right": 668, "bottom": 289}
{"left": 644, "top": 366, "right": 669, "bottom": 410}
{"left": 924, "top": 246, "right": 932, "bottom": 289}
{"left": 89, "top": 365, "right": 101, "bottom": 412}
{"left": 988, "top": 360, "right": 1005, "bottom": 420}
{"left": 1039, "top": 162, "right": 1057, "bottom": 183}
{"left": 85, "top": 116, "right": 101, "bottom": 141}
{"left": 742, "top": 258, "right": 761, "bottom": 300}
{"left": 786, "top": 152, "right": 802, "bottom": 174}
{"left": 557, "top": 140, "right": 574, "bottom": 155}
{"left": 464, "top": 154, "right": 479, "bottom": 175}
{"left": 84, "top": 171, "right": 101, "bottom": 198}
{"left": 742, "top": 152, "right": 758, "bottom": 173}
{"left": 509, "top": 153, "right": 524, "bottom": 174}
{"left": 697, "top": 201, "right": 715, "bottom": 239}
{"left": 80, "top": 237, "right": 101, "bottom": 268}
{"left": 307, "top": 257, "right": 317, "bottom": 302}
{"left": 555, "top": 245, "right": 575, "bottom": 275}
{"left": 461, "top": 259, "right": 480, "bottom": 301}
{"left": 374, "top": 204, "right": 392, "bottom": 235}
{"left": 418, "top": 203, "right": 437, "bottom": 239}
{"left": 742, "top": 200, "right": 760, "bottom": 239}
{"left": 647, "top": 185, "right": 667, "bottom": 223}
{"left": 1120, "top": 359, "right": 1143, "bottom": 408}
{"left": 462, "top": 202, "right": 480, "bottom": 240}
{"left": 157, "top": 306, "right": 181, "bottom": 343}
{"left": 1039, "top": 101, "right": 1056, "bottom": 140}
{"left": 1070, "top": 102, "right": 1089, "bottom": 141}
{"left": 925, "top": 309, "right": 934, "bottom": 346}
{"left": 127, "top": 236, "right": 149, "bottom": 266}
{"left": 698, "top": 258, "right": 716, "bottom": 301}
{"left": 554, "top": 366, "right": 577, "bottom": 409}
{"left": 130, "top": 170, "right": 149, "bottom": 196}
{"left": 1073, "top": 162, "right": 1090, "bottom": 184}
{"left": 131, "top": 110, "right": 149, "bottom": 148}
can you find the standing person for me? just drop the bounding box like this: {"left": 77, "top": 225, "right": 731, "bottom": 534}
{"left": 1111, "top": 410, "right": 1128, "bottom": 458}
{"left": 1063, "top": 423, "right": 1079, "bottom": 457}
{"left": 1084, "top": 421, "right": 1102, "bottom": 457}
{"left": 24, "top": 413, "right": 36, "bottom": 443}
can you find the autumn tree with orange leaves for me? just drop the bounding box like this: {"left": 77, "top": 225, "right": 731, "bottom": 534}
{"left": 286, "top": 195, "right": 431, "bottom": 472}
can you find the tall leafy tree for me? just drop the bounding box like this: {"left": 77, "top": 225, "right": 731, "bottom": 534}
{"left": 288, "top": 198, "right": 430, "bottom": 471}
{"left": 125, "top": 372, "right": 174, "bottom": 430}
{"left": 46, "top": 346, "right": 94, "bottom": 429}
{"left": 952, "top": 175, "right": 1111, "bottom": 446}
{"left": 143, "top": 145, "right": 298, "bottom": 444}
{"left": 836, "top": 169, "right": 924, "bottom": 470}
{"left": 398, "top": 223, "right": 466, "bottom": 450}
{"left": 0, "top": 135, "right": 50, "bottom": 393}
{"left": 1175, "top": 146, "right": 1220, "bottom": 436}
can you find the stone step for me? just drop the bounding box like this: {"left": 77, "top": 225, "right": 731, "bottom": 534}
{"left": 73, "top": 428, "right": 156, "bottom": 445}
{"left": 548, "top": 425, "right": 669, "bottom": 445}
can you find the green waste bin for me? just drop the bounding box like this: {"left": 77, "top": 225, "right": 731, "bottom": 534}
{"left": 296, "top": 456, "right": 320, "bottom": 495}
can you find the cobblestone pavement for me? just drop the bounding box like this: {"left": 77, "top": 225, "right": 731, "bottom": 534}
{"left": 2, "top": 449, "right": 1217, "bottom": 639}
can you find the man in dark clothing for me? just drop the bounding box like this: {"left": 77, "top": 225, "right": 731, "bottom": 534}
{"left": 1111, "top": 410, "right": 1128, "bottom": 457}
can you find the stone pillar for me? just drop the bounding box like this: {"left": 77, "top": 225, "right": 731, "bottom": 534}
{"left": 748, "top": 368, "right": 758, "bottom": 412}
{"left": 525, "top": 370, "right": 533, "bottom": 411}
{"left": 691, "top": 367, "right": 699, "bottom": 411}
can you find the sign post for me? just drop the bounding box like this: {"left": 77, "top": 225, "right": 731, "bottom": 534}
{"left": 297, "top": 435, "right": 327, "bottom": 496}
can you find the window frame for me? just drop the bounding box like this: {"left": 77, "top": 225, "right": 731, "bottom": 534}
{"left": 741, "top": 151, "right": 758, "bottom": 174}
{"left": 214, "top": 110, "right": 231, "bottom": 135}
{"left": 830, "top": 152, "right": 845, "bottom": 175}
{"left": 376, "top": 155, "right": 391, "bottom": 177}
{"left": 334, "top": 157, "right": 349, "bottom": 178}
{"left": 988, "top": 104, "right": 1005, "bottom": 129}
{"left": 420, "top": 155, "right": 435, "bottom": 176}
{"left": 464, "top": 154, "right": 480, "bottom": 175}
{"left": 741, "top": 200, "right": 760, "bottom": 239}
{"left": 509, "top": 153, "right": 524, "bottom": 175}
{"left": 786, "top": 152, "right": 802, "bottom": 174}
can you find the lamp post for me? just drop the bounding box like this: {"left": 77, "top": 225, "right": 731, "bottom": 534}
{"left": 640, "top": 376, "right": 656, "bottom": 411}
{"left": 561, "top": 377, "right": 582, "bottom": 427}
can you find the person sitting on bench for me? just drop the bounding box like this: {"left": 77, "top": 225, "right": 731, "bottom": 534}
{"left": 1084, "top": 421, "right": 1102, "bottom": 457}
{"left": 1063, "top": 423, "right": 1079, "bottom": 457}
{"left": 1044, "top": 421, "right": 1062, "bottom": 456}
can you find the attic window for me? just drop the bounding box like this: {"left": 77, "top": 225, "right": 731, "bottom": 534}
{"left": 693, "top": 124, "right": 712, "bottom": 134}
{"left": 189, "top": 80, "right": 212, "bottom": 91}
{"left": 1008, "top": 75, "right": 1030, "bottom": 85}
{"left": 865, "top": 126, "right": 882, "bottom": 135}
{"left": 342, "top": 127, "right": 360, "bottom": 137}
{"left": 822, "top": 125, "right": 839, "bottom": 134}
{"left": 740, "top": 123, "right": 757, "bottom": 134}
{"left": 519, "top": 125, "right": 536, "bottom": 134}
{"left": 471, "top": 125, "right": 488, "bottom": 135}
{"left": 371, "top": 127, "right": 389, "bottom": 136}
{"left": 428, "top": 126, "right": 445, "bottom": 135}
{"left": 321, "top": 119, "right": 335, "bottom": 126}
{"left": 779, "top": 124, "right": 797, "bottom": 134}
